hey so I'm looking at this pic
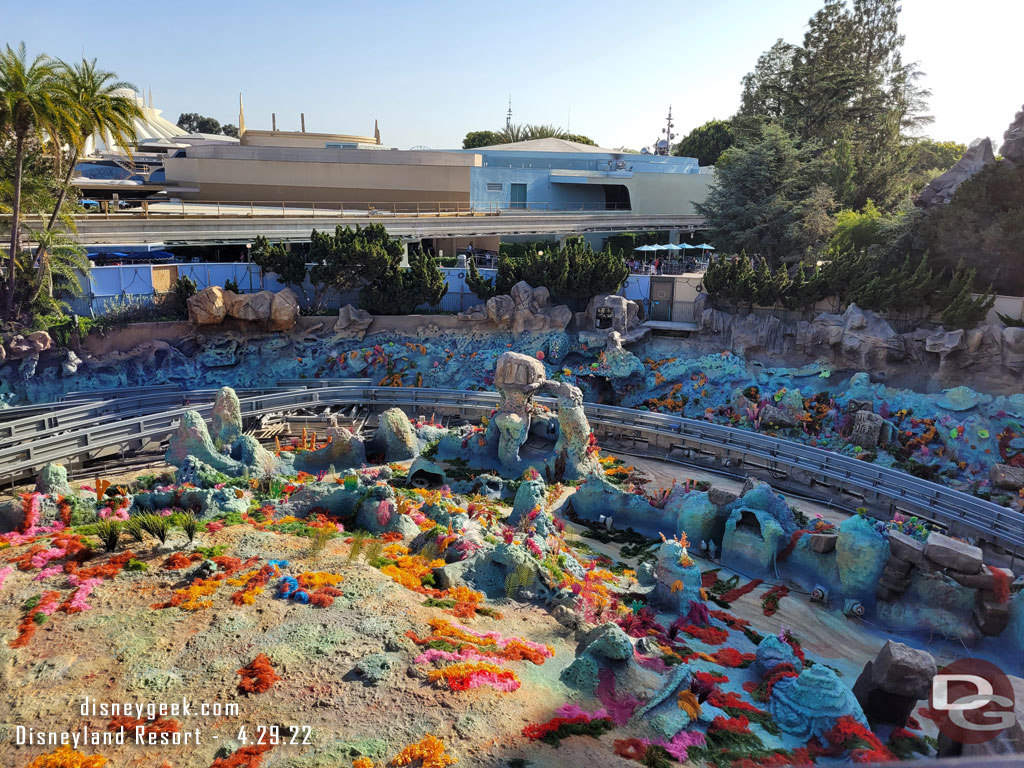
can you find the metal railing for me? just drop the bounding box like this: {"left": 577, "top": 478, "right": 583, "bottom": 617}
{"left": 25, "top": 199, "right": 642, "bottom": 220}
{"left": 2, "top": 384, "right": 1022, "bottom": 553}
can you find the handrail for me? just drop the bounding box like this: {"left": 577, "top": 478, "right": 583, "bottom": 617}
{"left": 0, "top": 199, "right": 653, "bottom": 222}
{"left": 2, "top": 384, "right": 1022, "bottom": 552}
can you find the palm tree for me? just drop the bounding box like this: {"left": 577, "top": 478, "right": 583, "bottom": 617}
{"left": 26, "top": 215, "right": 90, "bottom": 307}
{"left": 0, "top": 42, "right": 65, "bottom": 320}
{"left": 30, "top": 59, "right": 141, "bottom": 293}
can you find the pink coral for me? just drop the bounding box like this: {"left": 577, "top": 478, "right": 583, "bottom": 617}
{"left": 376, "top": 499, "right": 393, "bottom": 528}
{"left": 33, "top": 566, "right": 64, "bottom": 582}
{"left": 65, "top": 578, "right": 103, "bottom": 613}
{"left": 0, "top": 565, "right": 14, "bottom": 590}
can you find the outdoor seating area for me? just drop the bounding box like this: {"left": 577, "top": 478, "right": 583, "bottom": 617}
{"left": 630, "top": 242, "right": 714, "bottom": 274}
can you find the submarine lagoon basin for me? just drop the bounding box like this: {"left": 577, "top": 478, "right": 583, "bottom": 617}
{"left": 1, "top": 314, "right": 1023, "bottom": 768}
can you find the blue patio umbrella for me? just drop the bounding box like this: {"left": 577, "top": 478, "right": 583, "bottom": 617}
{"left": 633, "top": 244, "right": 659, "bottom": 252}
{"left": 660, "top": 243, "right": 683, "bottom": 251}
{"left": 695, "top": 243, "right": 716, "bottom": 250}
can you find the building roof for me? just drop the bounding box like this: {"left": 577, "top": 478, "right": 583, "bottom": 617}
{"left": 474, "top": 137, "right": 616, "bottom": 153}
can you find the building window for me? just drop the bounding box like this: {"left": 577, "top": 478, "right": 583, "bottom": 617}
{"left": 486, "top": 182, "right": 502, "bottom": 192}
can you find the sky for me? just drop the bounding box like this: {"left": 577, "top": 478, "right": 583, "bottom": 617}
{"left": 2, "top": 0, "right": 1021, "bottom": 151}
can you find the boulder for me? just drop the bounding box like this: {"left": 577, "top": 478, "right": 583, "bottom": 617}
{"left": 848, "top": 409, "right": 893, "bottom": 449}
{"left": 925, "top": 329, "right": 965, "bottom": 357}
{"left": 916, "top": 137, "right": 995, "bottom": 207}
{"left": 494, "top": 351, "right": 546, "bottom": 393}
{"left": 991, "top": 464, "right": 1024, "bottom": 491}
{"left": 924, "top": 531, "right": 983, "bottom": 574}
{"left": 757, "top": 404, "right": 796, "bottom": 429}
{"left": 888, "top": 531, "right": 927, "bottom": 567}
{"left": 869, "top": 640, "right": 936, "bottom": 699}
{"left": 335, "top": 304, "right": 373, "bottom": 337}
{"left": 268, "top": 288, "right": 299, "bottom": 331}
{"left": 485, "top": 294, "right": 516, "bottom": 324}
{"left": 227, "top": 290, "right": 274, "bottom": 323}
{"left": 187, "top": 286, "right": 228, "bottom": 325}
{"left": 1000, "top": 103, "right": 1024, "bottom": 164}
{"left": 25, "top": 331, "right": 52, "bottom": 353}
{"left": 807, "top": 533, "right": 838, "bottom": 554}
{"left": 1002, "top": 327, "right": 1024, "bottom": 371}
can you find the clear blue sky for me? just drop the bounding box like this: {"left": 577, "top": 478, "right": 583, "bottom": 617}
{"left": 3, "top": 0, "right": 1020, "bottom": 150}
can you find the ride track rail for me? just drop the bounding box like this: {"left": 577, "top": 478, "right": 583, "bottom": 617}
{"left": 2, "top": 383, "right": 1023, "bottom": 554}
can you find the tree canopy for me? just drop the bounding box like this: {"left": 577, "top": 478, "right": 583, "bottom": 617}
{"left": 462, "top": 123, "right": 596, "bottom": 148}
{"left": 673, "top": 119, "right": 734, "bottom": 166}
{"left": 176, "top": 112, "right": 239, "bottom": 137}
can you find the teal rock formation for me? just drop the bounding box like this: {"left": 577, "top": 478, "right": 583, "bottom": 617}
{"left": 836, "top": 515, "right": 889, "bottom": 601}
{"left": 210, "top": 386, "right": 242, "bottom": 445}
{"left": 376, "top": 407, "right": 418, "bottom": 461}
{"left": 165, "top": 410, "right": 240, "bottom": 474}
{"left": 753, "top": 633, "right": 800, "bottom": 678}
{"left": 769, "top": 665, "right": 868, "bottom": 740}
{"left": 35, "top": 462, "right": 71, "bottom": 497}
{"left": 652, "top": 539, "right": 704, "bottom": 614}
{"left": 508, "top": 477, "right": 550, "bottom": 534}
{"left": 672, "top": 490, "right": 720, "bottom": 550}
{"left": 292, "top": 426, "right": 366, "bottom": 473}
{"left": 721, "top": 506, "right": 786, "bottom": 574}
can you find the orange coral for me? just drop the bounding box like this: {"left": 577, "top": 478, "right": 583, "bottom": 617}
{"left": 389, "top": 734, "right": 457, "bottom": 768}
{"left": 26, "top": 745, "right": 107, "bottom": 768}
{"left": 237, "top": 653, "right": 281, "bottom": 694}
{"left": 678, "top": 689, "right": 702, "bottom": 719}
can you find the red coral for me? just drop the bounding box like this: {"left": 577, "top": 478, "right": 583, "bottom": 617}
{"left": 210, "top": 743, "right": 273, "bottom": 768}
{"left": 237, "top": 653, "right": 281, "bottom": 694}
{"left": 309, "top": 586, "right": 344, "bottom": 607}
{"left": 778, "top": 530, "right": 810, "bottom": 561}
{"left": 712, "top": 647, "right": 756, "bottom": 668}
{"left": 822, "top": 715, "right": 896, "bottom": 763}
{"left": 676, "top": 623, "right": 729, "bottom": 645}
{"left": 761, "top": 585, "right": 790, "bottom": 616}
{"left": 718, "top": 577, "right": 763, "bottom": 604}
{"left": 164, "top": 552, "right": 200, "bottom": 570}
{"left": 70, "top": 550, "right": 136, "bottom": 580}
{"left": 613, "top": 738, "right": 648, "bottom": 761}
{"left": 989, "top": 566, "right": 1011, "bottom": 604}
{"left": 710, "top": 715, "right": 752, "bottom": 734}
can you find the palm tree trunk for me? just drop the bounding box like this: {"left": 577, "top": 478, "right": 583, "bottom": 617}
{"left": 29, "top": 148, "right": 80, "bottom": 304}
{"left": 4, "top": 134, "right": 26, "bottom": 321}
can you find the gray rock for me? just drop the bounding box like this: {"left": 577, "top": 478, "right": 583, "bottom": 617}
{"left": 708, "top": 486, "right": 739, "bottom": 509}
{"left": 807, "top": 533, "right": 838, "bottom": 554}
{"left": 1002, "top": 327, "right": 1024, "bottom": 371}
{"left": 947, "top": 566, "right": 1012, "bottom": 591}
{"left": 888, "top": 531, "right": 926, "bottom": 566}
{"left": 884, "top": 559, "right": 914, "bottom": 578}
{"left": 958, "top": 676, "right": 1024, "bottom": 756}
{"left": 924, "top": 531, "right": 983, "bottom": 574}
{"left": 211, "top": 387, "right": 243, "bottom": 445}
{"left": 990, "top": 464, "right": 1024, "bottom": 491}
{"left": 334, "top": 304, "right": 373, "bottom": 337}
{"left": 757, "top": 404, "right": 795, "bottom": 429}
{"left": 1000, "top": 104, "right": 1024, "bottom": 164}
{"left": 353, "top": 653, "right": 397, "bottom": 686}
{"left": 552, "top": 604, "right": 583, "bottom": 630}
{"left": 916, "top": 138, "right": 995, "bottom": 207}
{"left": 870, "top": 640, "right": 936, "bottom": 699}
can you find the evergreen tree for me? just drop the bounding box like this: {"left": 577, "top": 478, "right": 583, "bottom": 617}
{"left": 465, "top": 254, "right": 498, "bottom": 300}
{"left": 696, "top": 123, "right": 831, "bottom": 266}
